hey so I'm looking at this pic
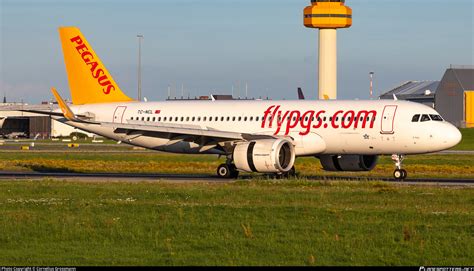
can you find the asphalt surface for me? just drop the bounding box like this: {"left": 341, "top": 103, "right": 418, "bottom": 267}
{"left": 0, "top": 171, "right": 473, "bottom": 186}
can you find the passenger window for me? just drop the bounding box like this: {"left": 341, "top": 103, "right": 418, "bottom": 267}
{"left": 420, "top": 114, "right": 430, "bottom": 122}
{"left": 430, "top": 114, "right": 443, "bottom": 121}
{"left": 192, "top": 117, "right": 195, "bottom": 121}
{"left": 186, "top": 117, "right": 189, "bottom": 121}
{"left": 256, "top": 116, "right": 259, "bottom": 121}
{"left": 180, "top": 117, "right": 184, "bottom": 122}
{"left": 244, "top": 117, "right": 247, "bottom": 121}
{"left": 158, "top": 117, "right": 161, "bottom": 121}
{"left": 232, "top": 117, "right": 236, "bottom": 121}
{"left": 250, "top": 116, "right": 253, "bottom": 121}
{"left": 412, "top": 114, "right": 420, "bottom": 122}
{"left": 227, "top": 117, "right": 230, "bottom": 121}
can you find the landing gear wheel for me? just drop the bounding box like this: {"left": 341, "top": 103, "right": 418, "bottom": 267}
{"left": 393, "top": 169, "right": 403, "bottom": 180}
{"left": 401, "top": 169, "right": 407, "bottom": 180}
{"left": 229, "top": 164, "right": 239, "bottom": 178}
{"left": 393, "top": 169, "right": 407, "bottom": 180}
{"left": 277, "top": 166, "right": 296, "bottom": 179}
{"left": 217, "top": 163, "right": 239, "bottom": 179}
{"left": 285, "top": 166, "right": 297, "bottom": 178}
{"left": 391, "top": 154, "right": 407, "bottom": 181}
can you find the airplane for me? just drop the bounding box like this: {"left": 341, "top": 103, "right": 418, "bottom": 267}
{"left": 25, "top": 27, "right": 462, "bottom": 180}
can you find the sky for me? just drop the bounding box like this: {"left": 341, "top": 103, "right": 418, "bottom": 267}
{"left": 1, "top": 0, "right": 473, "bottom": 103}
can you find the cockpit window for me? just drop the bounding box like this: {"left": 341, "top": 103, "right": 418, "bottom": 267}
{"left": 420, "top": 114, "right": 431, "bottom": 122}
{"left": 430, "top": 114, "right": 443, "bottom": 121}
{"left": 412, "top": 114, "right": 420, "bottom": 122}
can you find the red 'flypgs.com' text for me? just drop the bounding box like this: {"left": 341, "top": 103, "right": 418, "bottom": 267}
{"left": 262, "top": 105, "right": 377, "bottom": 136}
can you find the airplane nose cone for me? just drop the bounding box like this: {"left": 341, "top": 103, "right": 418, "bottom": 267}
{"left": 446, "top": 125, "right": 462, "bottom": 148}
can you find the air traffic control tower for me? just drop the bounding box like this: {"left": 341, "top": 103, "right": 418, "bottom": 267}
{"left": 304, "top": 0, "right": 352, "bottom": 100}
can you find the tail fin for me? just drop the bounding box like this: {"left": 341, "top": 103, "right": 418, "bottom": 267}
{"left": 58, "top": 27, "right": 133, "bottom": 105}
{"left": 297, "top": 87, "right": 305, "bottom": 100}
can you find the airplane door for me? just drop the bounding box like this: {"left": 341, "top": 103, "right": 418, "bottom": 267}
{"left": 380, "top": 105, "right": 397, "bottom": 134}
{"left": 113, "top": 106, "right": 127, "bottom": 123}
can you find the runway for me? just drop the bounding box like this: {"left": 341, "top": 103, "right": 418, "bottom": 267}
{"left": 0, "top": 171, "right": 473, "bottom": 186}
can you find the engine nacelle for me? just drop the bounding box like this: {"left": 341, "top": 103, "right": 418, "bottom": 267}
{"left": 319, "top": 155, "right": 378, "bottom": 171}
{"left": 233, "top": 139, "right": 295, "bottom": 173}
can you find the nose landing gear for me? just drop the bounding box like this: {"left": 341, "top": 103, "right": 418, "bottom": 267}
{"left": 391, "top": 154, "right": 407, "bottom": 180}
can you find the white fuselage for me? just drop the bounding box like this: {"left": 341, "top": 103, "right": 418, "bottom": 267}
{"left": 59, "top": 99, "right": 461, "bottom": 156}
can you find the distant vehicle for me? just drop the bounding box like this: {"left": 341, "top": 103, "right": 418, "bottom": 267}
{"left": 25, "top": 27, "right": 462, "bottom": 180}
{"left": 2, "top": 132, "right": 27, "bottom": 139}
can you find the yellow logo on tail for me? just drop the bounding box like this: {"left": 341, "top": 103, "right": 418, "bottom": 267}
{"left": 59, "top": 27, "right": 133, "bottom": 105}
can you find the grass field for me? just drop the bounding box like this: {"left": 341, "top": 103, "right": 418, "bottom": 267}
{"left": 0, "top": 130, "right": 472, "bottom": 265}
{"left": 452, "top": 128, "right": 474, "bottom": 150}
{"left": 0, "top": 180, "right": 472, "bottom": 266}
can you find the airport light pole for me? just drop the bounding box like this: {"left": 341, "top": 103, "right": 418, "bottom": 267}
{"left": 137, "top": 34, "right": 144, "bottom": 101}
{"left": 369, "top": 71, "right": 374, "bottom": 99}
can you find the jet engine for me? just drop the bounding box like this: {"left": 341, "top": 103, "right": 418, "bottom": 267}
{"left": 233, "top": 139, "right": 295, "bottom": 173}
{"left": 319, "top": 154, "right": 378, "bottom": 171}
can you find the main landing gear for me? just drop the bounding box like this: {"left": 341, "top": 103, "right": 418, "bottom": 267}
{"left": 275, "top": 166, "right": 297, "bottom": 179}
{"left": 217, "top": 163, "right": 239, "bottom": 179}
{"left": 391, "top": 154, "right": 407, "bottom": 180}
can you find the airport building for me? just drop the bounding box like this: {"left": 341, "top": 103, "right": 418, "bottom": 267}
{"left": 435, "top": 66, "right": 474, "bottom": 128}
{"left": 379, "top": 81, "right": 439, "bottom": 108}
{"left": 380, "top": 66, "right": 474, "bottom": 128}
{"left": 0, "top": 103, "right": 94, "bottom": 139}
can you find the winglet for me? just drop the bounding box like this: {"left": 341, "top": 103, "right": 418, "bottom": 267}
{"left": 51, "top": 87, "right": 76, "bottom": 121}
{"left": 392, "top": 94, "right": 398, "bottom": 101}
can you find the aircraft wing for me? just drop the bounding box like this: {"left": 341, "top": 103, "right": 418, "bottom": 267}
{"left": 100, "top": 121, "right": 277, "bottom": 152}
{"left": 101, "top": 121, "right": 275, "bottom": 148}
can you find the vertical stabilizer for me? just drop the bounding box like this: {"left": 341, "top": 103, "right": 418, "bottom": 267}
{"left": 58, "top": 27, "right": 133, "bottom": 105}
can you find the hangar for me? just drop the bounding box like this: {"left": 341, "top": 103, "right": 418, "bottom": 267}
{"left": 0, "top": 103, "right": 94, "bottom": 139}
{"left": 380, "top": 66, "right": 474, "bottom": 128}
{"left": 435, "top": 66, "right": 474, "bottom": 128}
{"left": 379, "top": 81, "right": 439, "bottom": 108}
